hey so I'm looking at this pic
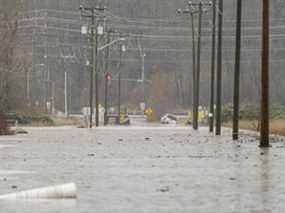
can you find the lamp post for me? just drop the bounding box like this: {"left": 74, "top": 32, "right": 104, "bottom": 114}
{"left": 117, "top": 43, "right": 126, "bottom": 125}
{"left": 64, "top": 64, "right": 68, "bottom": 117}
{"left": 95, "top": 23, "right": 104, "bottom": 127}
{"left": 62, "top": 54, "right": 75, "bottom": 117}
{"left": 102, "top": 35, "right": 126, "bottom": 125}
{"left": 142, "top": 53, "right": 146, "bottom": 105}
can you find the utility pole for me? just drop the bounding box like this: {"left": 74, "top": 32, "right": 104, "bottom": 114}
{"left": 51, "top": 81, "right": 55, "bottom": 114}
{"left": 193, "top": 1, "right": 203, "bottom": 130}
{"left": 80, "top": 5, "right": 106, "bottom": 128}
{"left": 190, "top": 13, "right": 197, "bottom": 129}
{"left": 61, "top": 52, "right": 68, "bottom": 117}
{"left": 44, "top": 43, "right": 48, "bottom": 113}
{"left": 209, "top": 0, "right": 217, "bottom": 133}
{"left": 104, "top": 72, "right": 111, "bottom": 125}
{"left": 118, "top": 72, "right": 121, "bottom": 124}
{"left": 178, "top": 1, "right": 212, "bottom": 130}
{"left": 191, "top": 13, "right": 196, "bottom": 114}
{"left": 233, "top": 0, "right": 242, "bottom": 140}
{"left": 260, "top": 0, "right": 270, "bottom": 147}
{"left": 142, "top": 53, "right": 146, "bottom": 104}
{"left": 177, "top": 6, "right": 197, "bottom": 129}
{"left": 177, "top": 8, "right": 196, "bottom": 115}
{"left": 94, "top": 23, "right": 100, "bottom": 127}
{"left": 104, "top": 31, "right": 112, "bottom": 126}
{"left": 215, "top": 0, "right": 223, "bottom": 136}
{"left": 90, "top": 10, "right": 95, "bottom": 128}
{"left": 25, "top": 68, "right": 31, "bottom": 106}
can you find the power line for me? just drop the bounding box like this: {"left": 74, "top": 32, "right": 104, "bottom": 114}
{"left": 17, "top": 15, "right": 285, "bottom": 33}
{"left": 19, "top": 8, "right": 285, "bottom": 24}
{"left": 20, "top": 52, "right": 285, "bottom": 64}
{"left": 17, "top": 24, "right": 285, "bottom": 42}
{"left": 15, "top": 40, "right": 285, "bottom": 54}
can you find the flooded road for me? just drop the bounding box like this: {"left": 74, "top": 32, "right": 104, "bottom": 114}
{"left": 0, "top": 126, "right": 284, "bottom": 212}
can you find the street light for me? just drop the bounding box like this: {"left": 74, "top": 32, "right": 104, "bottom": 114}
{"left": 81, "top": 25, "right": 88, "bottom": 35}
{"left": 98, "top": 37, "right": 126, "bottom": 51}
{"left": 103, "top": 34, "right": 127, "bottom": 126}
{"left": 117, "top": 42, "right": 127, "bottom": 125}
{"left": 121, "top": 44, "right": 126, "bottom": 52}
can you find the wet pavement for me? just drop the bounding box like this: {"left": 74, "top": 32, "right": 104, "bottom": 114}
{"left": 0, "top": 126, "right": 285, "bottom": 213}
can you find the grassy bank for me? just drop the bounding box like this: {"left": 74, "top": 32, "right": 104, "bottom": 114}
{"left": 224, "top": 119, "right": 285, "bottom": 136}
{"left": 52, "top": 116, "right": 83, "bottom": 127}
{"left": 222, "top": 104, "right": 285, "bottom": 136}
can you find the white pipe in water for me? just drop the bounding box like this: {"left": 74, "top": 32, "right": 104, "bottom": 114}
{"left": 0, "top": 183, "right": 77, "bottom": 200}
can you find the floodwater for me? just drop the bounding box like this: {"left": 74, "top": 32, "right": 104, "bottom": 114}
{"left": 0, "top": 126, "right": 285, "bottom": 213}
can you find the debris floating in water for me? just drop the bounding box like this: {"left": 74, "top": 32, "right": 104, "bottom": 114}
{"left": 0, "top": 183, "right": 77, "bottom": 200}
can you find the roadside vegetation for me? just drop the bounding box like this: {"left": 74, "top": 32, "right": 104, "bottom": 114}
{"left": 6, "top": 109, "right": 82, "bottom": 127}
{"left": 8, "top": 110, "right": 54, "bottom": 126}
{"left": 223, "top": 104, "right": 285, "bottom": 136}
{"left": 0, "top": 114, "right": 15, "bottom": 135}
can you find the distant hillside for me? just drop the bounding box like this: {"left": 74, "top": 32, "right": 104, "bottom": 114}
{"left": 7, "top": 0, "right": 285, "bottom": 112}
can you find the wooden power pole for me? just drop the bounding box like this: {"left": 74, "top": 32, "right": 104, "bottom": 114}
{"left": 209, "top": 0, "right": 217, "bottom": 133}
{"left": 216, "top": 0, "right": 223, "bottom": 136}
{"left": 260, "top": 0, "right": 270, "bottom": 147}
{"left": 193, "top": 2, "right": 203, "bottom": 130}
{"left": 233, "top": 0, "right": 242, "bottom": 140}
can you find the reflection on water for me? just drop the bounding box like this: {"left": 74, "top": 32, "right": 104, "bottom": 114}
{"left": 0, "top": 199, "right": 77, "bottom": 212}
{"left": 228, "top": 144, "right": 274, "bottom": 213}
{"left": 260, "top": 148, "right": 271, "bottom": 213}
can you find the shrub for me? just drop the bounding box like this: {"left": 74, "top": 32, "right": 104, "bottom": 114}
{"left": 8, "top": 111, "right": 54, "bottom": 126}
{"left": 240, "top": 105, "right": 260, "bottom": 120}
{"left": 0, "top": 114, "right": 13, "bottom": 135}
{"left": 222, "top": 103, "right": 285, "bottom": 122}
{"left": 270, "top": 104, "right": 285, "bottom": 119}
{"left": 222, "top": 104, "right": 233, "bottom": 122}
